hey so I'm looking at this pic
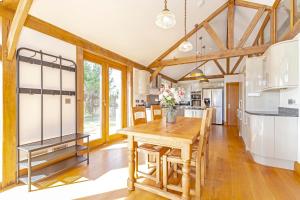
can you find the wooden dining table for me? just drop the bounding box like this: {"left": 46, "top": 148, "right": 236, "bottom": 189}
{"left": 118, "top": 116, "right": 202, "bottom": 200}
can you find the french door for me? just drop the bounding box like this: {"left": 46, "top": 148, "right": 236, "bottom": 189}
{"left": 83, "top": 53, "right": 127, "bottom": 146}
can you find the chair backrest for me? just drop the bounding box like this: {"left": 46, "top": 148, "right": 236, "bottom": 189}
{"left": 195, "top": 109, "right": 208, "bottom": 155}
{"left": 199, "top": 109, "right": 208, "bottom": 138}
{"left": 206, "top": 108, "right": 214, "bottom": 137}
{"left": 151, "top": 105, "right": 162, "bottom": 120}
{"left": 132, "top": 106, "right": 147, "bottom": 126}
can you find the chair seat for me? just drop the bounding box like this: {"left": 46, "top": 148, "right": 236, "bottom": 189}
{"left": 138, "top": 143, "right": 168, "bottom": 153}
{"left": 167, "top": 148, "right": 198, "bottom": 161}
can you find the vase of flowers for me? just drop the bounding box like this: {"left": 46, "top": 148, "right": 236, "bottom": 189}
{"left": 159, "top": 86, "right": 185, "bottom": 123}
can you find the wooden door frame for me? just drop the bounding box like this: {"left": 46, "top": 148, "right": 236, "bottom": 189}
{"left": 83, "top": 51, "right": 127, "bottom": 145}
{"left": 226, "top": 82, "right": 239, "bottom": 126}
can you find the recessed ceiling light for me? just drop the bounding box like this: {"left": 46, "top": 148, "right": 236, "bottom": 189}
{"left": 197, "top": 0, "right": 205, "bottom": 7}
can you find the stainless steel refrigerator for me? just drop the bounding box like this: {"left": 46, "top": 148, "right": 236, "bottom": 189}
{"left": 202, "top": 88, "right": 223, "bottom": 125}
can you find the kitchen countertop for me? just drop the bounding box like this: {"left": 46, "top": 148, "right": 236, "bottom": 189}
{"left": 245, "top": 107, "right": 299, "bottom": 117}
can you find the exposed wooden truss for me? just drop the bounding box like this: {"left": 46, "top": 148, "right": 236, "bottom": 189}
{"left": 237, "top": 7, "right": 265, "bottom": 48}
{"left": 151, "top": 45, "right": 268, "bottom": 67}
{"left": 147, "top": 1, "right": 229, "bottom": 68}
{"left": 204, "top": 22, "right": 226, "bottom": 50}
{"left": 6, "top": 0, "right": 33, "bottom": 60}
{"left": 149, "top": 0, "right": 272, "bottom": 80}
{"left": 213, "top": 60, "right": 226, "bottom": 75}
{"left": 0, "top": 5, "right": 177, "bottom": 83}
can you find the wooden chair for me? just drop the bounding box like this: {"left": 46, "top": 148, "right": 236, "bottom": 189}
{"left": 162, "top": 109, "right": 209, "bottom": 199}
{"left": 132, "top": 106, "right": 169, "bottom": 187}
{"left": 151, "top": 105, "right": 162, "bottom": 120}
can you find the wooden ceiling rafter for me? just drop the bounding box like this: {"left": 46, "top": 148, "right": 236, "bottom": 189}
{"left": 203, "top": 22, "right": 226, "bottom": 50}
{"left": 151, "top": 45, "right": 268, "bottom": 67}
{"left": 6, "top": 0, "right": 33, "bottom": 60}
{"left": 213, "top": 60, "right": 226, "bottom": 75}
{"left": 235, "top": 0, "right": 271, "bottom": 10}
{"left": 0, "top": 5, "right": 177, "bottom": 83}
{"left": 237, "top": 7, "right": 266, "bottom": 48}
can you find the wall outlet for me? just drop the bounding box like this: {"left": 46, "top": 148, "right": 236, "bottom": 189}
{"left": 288, "top": 99, "right": 296, "bottom": 105}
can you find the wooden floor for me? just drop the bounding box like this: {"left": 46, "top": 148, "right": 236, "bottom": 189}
{"left": 1, "top": 125, "right": 300, "bottom": 199}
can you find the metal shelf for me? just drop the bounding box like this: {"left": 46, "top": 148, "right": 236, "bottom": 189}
{"left": 18, "top": 133, "right": 89, "bottom": 152}
{"left": 19, "top": 145, "right": 87, "bottom": 169}
{"left": 19, "top": 156, "right": 87, "bottom": 184}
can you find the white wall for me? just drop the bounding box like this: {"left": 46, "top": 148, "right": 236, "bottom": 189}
{"left": 17, "top": 28, "right": 76, "bottom": 160}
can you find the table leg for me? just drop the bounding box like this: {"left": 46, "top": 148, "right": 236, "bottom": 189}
{"left": 181, "top": 145, "right": 191, "bottom": 200}
{"left": 127, "top": 136, "right": 136, "bottom": 191}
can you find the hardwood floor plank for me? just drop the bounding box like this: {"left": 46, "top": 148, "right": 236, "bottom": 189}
{"left": 1, "top": 126, "right": 300, "bottom": 199}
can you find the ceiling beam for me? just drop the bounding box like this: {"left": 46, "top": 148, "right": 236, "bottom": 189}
{"left": 281, "top": 16, "right": 300, "bottom": 41}
{"left": 178, "top": 61, "right": 208, "bottom": 81}
{"left": 151, "top": 45, "right": 269, "bottom": 67}
{"left": 6, "top": 0, "right": 33, "bottom": 60}
{"left": 235, "top": 0, "right": 272, "bottom": 10}
{"left": 213, "top": 60, "right": 226, "bottom": 75}
{"left": 147, "top": 1, "right": 229, "bottom": 68}
{"left": 0, "top": 5, "right": 176, "bottom": 83}
{"left": 180, "top": 74, "right": 224, "bottom": 81}
{"left": 270, "top": 8, "right": 277, "bottom": 44}
{"left": 237, "top": 7, "right": 266, "bottom": 48}
{"left": 204, "top": 22, "right": 226, "bottom": 50}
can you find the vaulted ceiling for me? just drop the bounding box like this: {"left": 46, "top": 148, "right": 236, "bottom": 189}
{"left": 26, "top": 0, "right": 277, "bottom": 80}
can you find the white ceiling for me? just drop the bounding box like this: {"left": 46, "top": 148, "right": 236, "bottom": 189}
{"left": 29, "top": 0, "right": 276, "bottom": 80}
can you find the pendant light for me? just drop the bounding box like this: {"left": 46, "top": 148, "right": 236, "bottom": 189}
{"left": 156, "top": 0, "right": 176, "bottom": 29}
{"left": 178, "top": 0, "right": 193, "bottom": 52}
{"left": 200, "top": 45, "right": 209, "bottom": 83}
{"left": 191, "top": 29, "right": 203, "bottom": 77}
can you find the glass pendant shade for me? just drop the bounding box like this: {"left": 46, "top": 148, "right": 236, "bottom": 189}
{"left": 178, "top": 40, "right": 193, "bottom": 52}
{"left": 156, "top": 9, "right": 176, "bottom": 29}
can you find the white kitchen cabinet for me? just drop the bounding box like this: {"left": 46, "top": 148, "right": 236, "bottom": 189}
{"left": 274, "top": 117, "right": 298, "bottom": 161}
{"left": 245, "top": 56, "right": 264, "bottom": 94}
{"left": 184, "top": 109, "right": 193, "bottom": 117}
{"left": 249, "top": 115, "right": 275, "bottom": 158}
{"left": 184, "top": 109, "right": 203, "bottom": 118}
{"left": 263, "top": 39, "right": 299, "bottom": 90}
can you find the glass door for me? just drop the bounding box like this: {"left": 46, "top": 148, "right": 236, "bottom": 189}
{"left": 83, "top": 60, "right": 104, "bottom": 144}
{"left": 108, "top": 67, "right": 123, "bottom": 138}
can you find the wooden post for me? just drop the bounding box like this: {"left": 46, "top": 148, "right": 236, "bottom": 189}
{"left": 2, "top": 17, "right": 17, "bottom": 188}
{"left": 76, "top": 46, "right": 84, "bottom": 134}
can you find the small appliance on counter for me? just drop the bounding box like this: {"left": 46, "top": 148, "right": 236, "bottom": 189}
{"left": 191, "top": 91, "right": 201, "bottom": 107}
{"left": 204, "top": 98, "right": 210, "bottom": 107}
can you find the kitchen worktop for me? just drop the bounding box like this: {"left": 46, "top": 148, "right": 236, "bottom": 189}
{"left": 245, "top": 107, "right": 299, "bottom": 117}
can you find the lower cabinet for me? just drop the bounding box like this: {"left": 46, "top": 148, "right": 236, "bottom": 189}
{"left": 184, "top": 109, "right": 203, "bottom": 118}
{"left": 244, "top": 113, "right": 298, "bottom": 169}
{"left": 249, "top": 115, "right": 274, "bottom": 157}
{"left": 274, "top": 117, "right": 298, "bottom": 161}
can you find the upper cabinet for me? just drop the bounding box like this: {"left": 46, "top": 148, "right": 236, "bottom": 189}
{"left": 246, "top": 39, "right": 299, "bottom": 93}
{"left": 245, "top": 56, "right": 264, "bottom": 96}
{"left": 263, "top": 39, "right": 299, "bottom": 90}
